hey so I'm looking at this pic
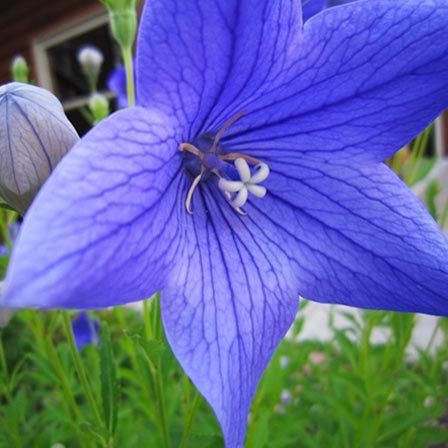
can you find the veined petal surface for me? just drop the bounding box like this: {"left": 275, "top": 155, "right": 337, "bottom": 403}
{"left": 221, "top": 0, "right": 448, "bottom": 163}
{"left": 2, "top": 108, "right": 184, "bottom": 309}
{"left": 136, "top": 0, "right": 303, "bottom": 138}
{"left": 162, "top": 184, "right": 300, "bottom": 447}
{"left": 259, "top": 159, "right": 448, "bottom": 315}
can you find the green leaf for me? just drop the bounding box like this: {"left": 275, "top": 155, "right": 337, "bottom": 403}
{"left": 126, "top": 331, "right": 166, "bottom": 366}
{"left": 99, "top": 323, "right": 120, "bottom": 438}
{"left": 80, "top": 421, "right": 109, "bottom": 445}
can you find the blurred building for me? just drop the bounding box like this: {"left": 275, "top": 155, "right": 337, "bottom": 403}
{"left": 0, "top": 0, "right": 123, "bottom": 134}
{"left": 0, "top": 0, "right": 447, "bottom": 157}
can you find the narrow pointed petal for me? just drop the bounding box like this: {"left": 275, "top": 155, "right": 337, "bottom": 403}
{"left": 136, "top": 0, "right": 303, "bottom": 136}
{"left": 258, "top": 159, "right": 448, "bottom": 315}
{"left": 227, "top": 0, "right": 448, "bottom": 163}
{"left": 161, "top": 188, "right": 299, "bottom": 447}
{"left": 2, "top": 107, "right": 183, "bottom": 309}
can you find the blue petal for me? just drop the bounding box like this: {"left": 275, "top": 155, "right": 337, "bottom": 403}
{"left": 136, "top": 0, "right": 303, "bottom": 137}
{"left": 220, "top": 0, "right": 448, "bottom": 163}
{"left": 161, "top": 185, "right": 299, "bottom": 447}
{"left": 2, "top": 107, "right": 184, "bottom": 309}
{"left": 257, "top": 158, "right": 448, "bottom": 315}
{"left": 71, "top": 312, "right": 100, "bottom": 351}
{"left": 0, "top": 83, "right": 79, "bottom": 214}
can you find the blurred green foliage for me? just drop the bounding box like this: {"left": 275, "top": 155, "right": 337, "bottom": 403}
{"left": 0, "top": 303, "right": 447, "bottom": 447}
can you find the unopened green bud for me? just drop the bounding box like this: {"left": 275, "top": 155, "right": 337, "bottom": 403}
{"left": 102, "top": 0, "right": 138, "bottom": 50}
{"left": 110, "top": 10, "right": 137, "bottom": 49}
{"left": 89, "top": 93, "right": 110, "bottom": 124}
{"left": 11, "top": 55, "right": 29, "bottom": 83}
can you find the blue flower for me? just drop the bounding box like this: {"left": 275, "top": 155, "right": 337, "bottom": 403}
{"left": 71, "top": 312, "right": 100, "bottom": 351}
{"left": 0, "top": 222, "right": 21, "bottom": 257}
{"left": 107, "top": 65, "right": 135, "bottom": 108}
{"left": 3, "top": 1, "right": 448, "bottom": 446}
{"left": 107, "top": 65, "right": 128, "bottom": 108}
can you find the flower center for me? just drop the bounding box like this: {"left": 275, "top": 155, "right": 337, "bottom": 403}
{"left": 179, "top": 112, "right": 270, "bottom": 215}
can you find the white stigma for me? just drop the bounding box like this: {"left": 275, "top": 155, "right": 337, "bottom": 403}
{"left": 218, "top": 158, "right": 270, "bottom": 210}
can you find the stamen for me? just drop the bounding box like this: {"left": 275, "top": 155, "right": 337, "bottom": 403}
{"left": 185, "top": 165, "right": 205, "bottom": 214}
{"left": 179, "top": 143, "right": 204, "bottom": 159}
{"left": 179, "top": 112, "right": 269, "bottom": 216}
{"left": 220, "top": 152, "right": 261, "bottom": 165}
{"left": 210, "top": 111, "right": 246, "bottom": 153}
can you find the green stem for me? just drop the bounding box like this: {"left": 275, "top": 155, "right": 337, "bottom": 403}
{"left": 28, "top": 312, "right": 91, "bottom": 446}
{"left": 0, "top": 211, "right": 12, "bottom": 252}
{"left": 439, "top": 197, "right": 448, "bottom": 228}
{"left": 406, "top": 125, "right": 432, "bottom": 186}
{"left": 153, "top": 368, "right": 171, "bottom": 448}
{"left": 143, "top": 299, "right": 153, "bottom": 339}
{"left": 0, "top": 333, "right": 22, "bottom": 447}
{"left": 122, "top": 47, "right": 135, "bottom": 107}
{"left": 114, "top": 308, "right": 155, "bottom": 422}
{"left": 61, "top": 312, "right": 104, "bottom": 429}
{"left": 179, "top": 393, "right": 201, "bottom": 448}
{"left": 143, "top": 296, "right": 171, "bottom": 448}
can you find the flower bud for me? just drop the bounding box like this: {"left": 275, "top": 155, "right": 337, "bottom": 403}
{"left": 77, "top": 45, "right": 104, "bottom": 92}
{"left": 89, "top": 92, "right": 110, "bottom": 124}
{"left": 10, "top": 55, "right": 29, "bottom": 83}
{"left": 102, "top": 0, "right": 138, "bottom": 50}
{"left": 0, "top": 82, "right": 79, "bottom": 214}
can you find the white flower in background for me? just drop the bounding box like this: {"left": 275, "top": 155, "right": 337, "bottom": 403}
{"left": 0, "top": 82, "right": 79, "bottom": 214}
{"left": 279, "top": 356, "right": 290, "bottom": 368}
{"left": 280, "top": 389, "right": 292, "bottom": 406}
{"left": 77, "top": 45, "right": 104, "bottom": 91}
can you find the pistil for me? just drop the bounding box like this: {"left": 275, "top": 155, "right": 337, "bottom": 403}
{"left": 179, "top": 112, "right": 270, "bottom": 215}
